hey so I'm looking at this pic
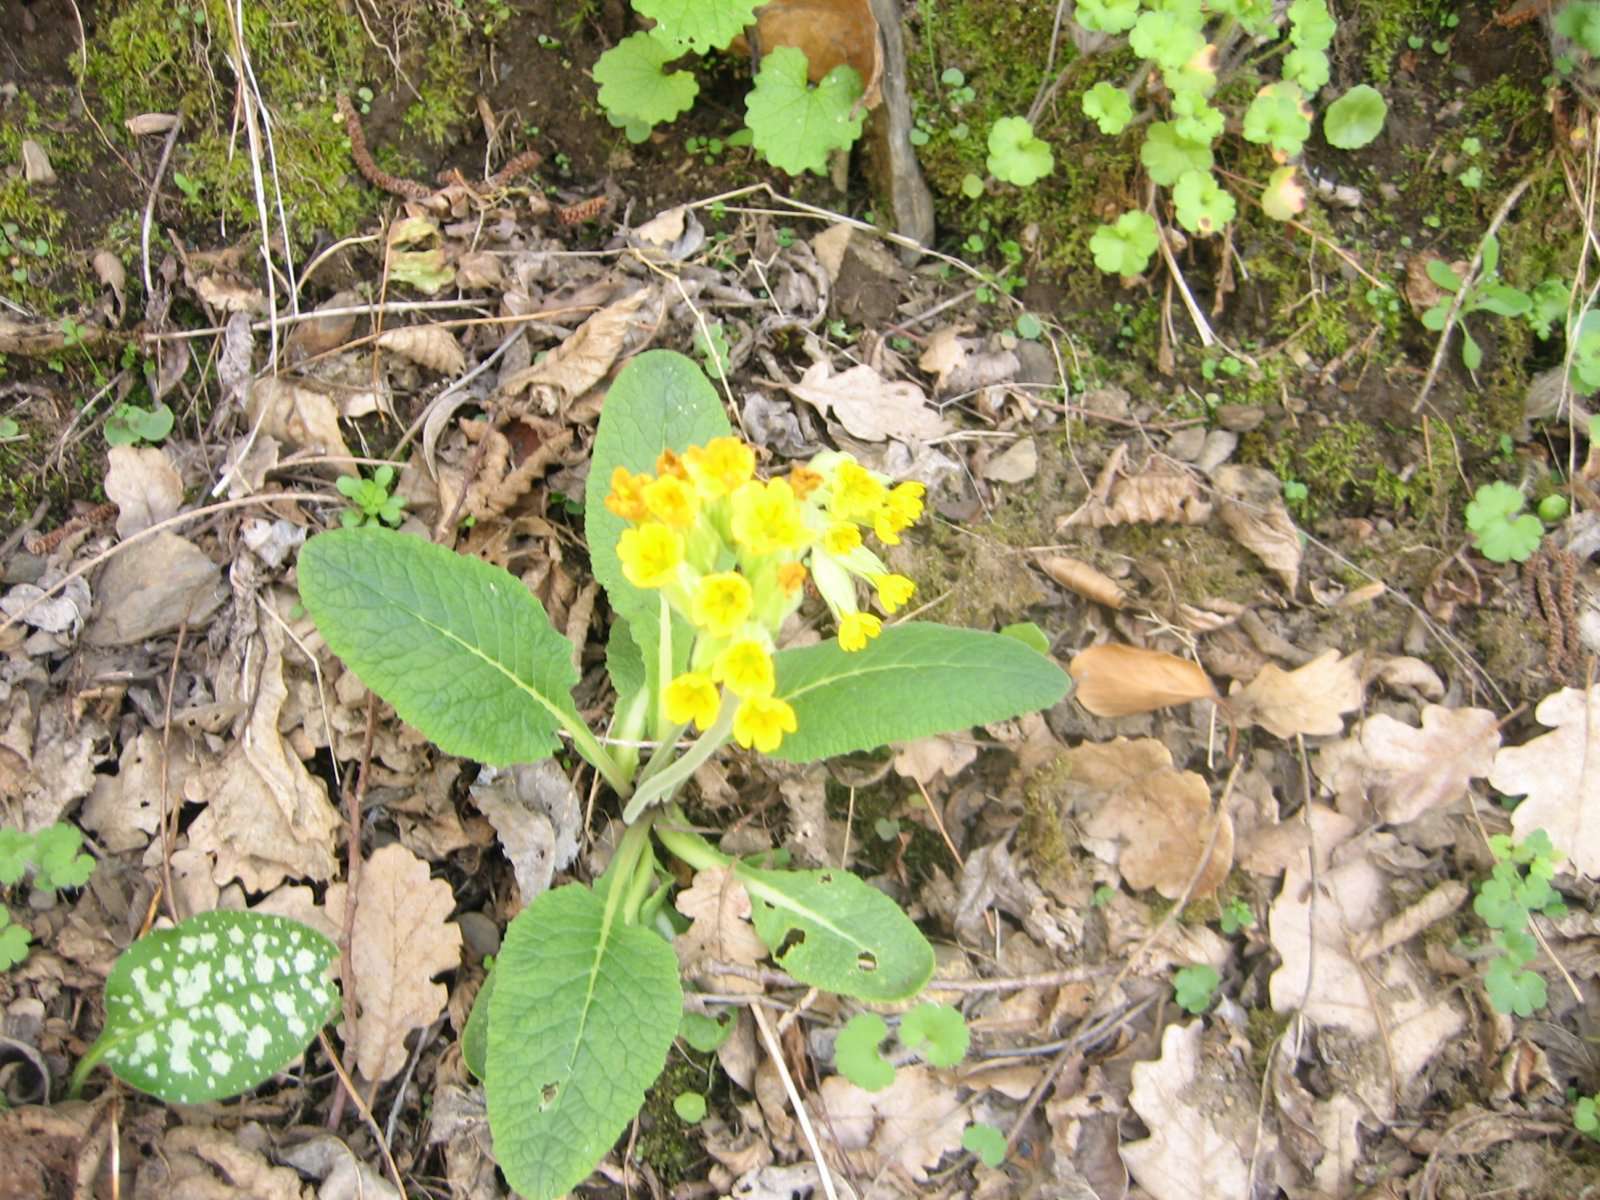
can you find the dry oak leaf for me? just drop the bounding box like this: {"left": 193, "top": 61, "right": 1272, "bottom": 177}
{"left": 1318, "top": 706, "right": 1500, "bottom": 825}
{"left": 1038, "top": 553, "right": 1126, "bottom": 609}
{"left": 1211, "top": 464, "right": 1303, "bottom": 594}
{"left": 817, "top": 1065, "right": 967, "bottom": 1182}
{"left": 326, "top": 842, "right": 462, "bottom": 1084}
{"left": 674, "top": 865, "right": 768, "bottom": 994}
{"left": 1491, "top": 685, "right": 1600, "bottom": 878}
{"left": 1068, "top": 644, "right": 1216, "bottom": 716}
{"left": 917, "top": 325, "right": 975, "bottom": 392}
{"left": 377, "top": 325, "right": 466, "bottom": 375}
{"left": 1228, "top": 649, "right": 1363, "bottom": 739}
{"left": 784, "top": 359, "right": 951, "bottom": 443}
{"left": 1071, "top": 738, "right": 1233, "bottom": 899}
{"left": 1061, "top": 446, "right": 1211, "bottom": 528}
{"left": 1120, "top": 1021, "right": 1252, "bottom": 1200}
{"left": 246, "top": 376, "right": 352, "bottom": 461}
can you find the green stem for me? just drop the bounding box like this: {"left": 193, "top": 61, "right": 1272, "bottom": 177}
{"left": 622, "top": 696, "right": 735, "bottom": 823}
{"left": 68, "top": 1034, "right": 113, "bottom": 1099}
{"left": 600, "top": 810, "right": 656, "bottom": 926}
{"left": 620, "top": 841, "right": 658, "bottom": 925}
{"left": 654, "top": 594, "right": 673, "bottom": 744}
{"left": 565, "top": 719, "right": 634, "bottom": 799}
{"left": 654, "top": 803, "right": 732, "bottom": 873}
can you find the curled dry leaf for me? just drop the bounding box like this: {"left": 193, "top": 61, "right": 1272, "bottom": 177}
{"left": 1068, "top": 644, "right": 1216, "bottom": 716}
{"left": 126, "top": 112, "right": 180, "bottom": 135}
{"left": 1491, "top": 685, "right": 1600, "bottom": 878}
{"left": 1037, "top": 554, "right": 1126, "bottom": 609}
{"left": 498, "top": 288, "right": 653, "bottom": 406}
{"left": 892, "top": 734, "right": 978, "bottom": 785}
{"left": 1062, "top": 450, "right": 1210, "bottom": 528}
{"left": 93, "top": 251, "right": 127, "bottom": 320}
{"left": 981, "top": 436, "right": 1037, "bottom": 483}
{"left": 1317, "top": 705, "right": 1499, "bottom": 825}
{"left": 1069, "top": 738, "right": 1233, "bottom": 899}
{"left": 377, "top": 325, "right": 467, "bottom": 375}
{"left": 246, "top": 377, "right": 352, "bottom": 462}
{"left": 917, "top": 325, "right": 974, "bottom": 392}
{"left": 784, "top": 360, "right": 950, "bottom": 443}
{"left": 817, "top": 1065, "right": 967, "bottom": 1181}
{"left": 20, "top": 140, "right": 55, "bottom": 185}
{"left": 1228, "top": 649, "right": 1363, "bottom": 739}
{"left": 1211, "top": 464, "right": 1302, "bottom": 595}
{"left": 326, "top": 842, "right": 462, "bottom": 1084}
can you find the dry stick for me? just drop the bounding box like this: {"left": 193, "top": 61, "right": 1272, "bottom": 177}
{"left": 1412, "top": 168, "right": 1543, "bottom": 414}
{"left": 317, "top": 1030, "right": 408, "bottom": 1199}
{"left": 749, "top": 1002, "right": 848, "bottom": 1200}
{"left": 337, "top": 695, "right": 379, "bottom": 1111}
{"left": 0, "top": 492, "right": 340, "bottom": 637}
{"left": 139, "top": 117, "right": 183, "bottom": 301}
{"left": 156, "top": 618, "right": 189, "bottom": 926}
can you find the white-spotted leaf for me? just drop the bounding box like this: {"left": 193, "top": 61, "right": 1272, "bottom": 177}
{"left": 486, "top": 884, "right": 682, "bottom": 1200}
{"left": 771, "top": 622, "right": 1071, "bottom": 763}
{"left": 90, "top": 910, "right": 337, "bottom": 1104}
{"left": 736, "top": 863, "right": 935, "bottom": 1001}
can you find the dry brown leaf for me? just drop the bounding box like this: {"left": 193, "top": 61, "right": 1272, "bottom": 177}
{"left": 104, "top": 444, "right": 183, "bottom": 539}
{"left": 93, "top": 250, "right": 127, "bottom": 319}
{"left": 469, "top": 761, "right": 580, "bottom": 901}
{"left": 892, "top": 734, "right": 978, "bottom": 785}
{"left": 1211, "top": 464, "right": 1303, "bottom": 594}
{"left": 1068, "top": 644, "right": 1216, "bottom": 716}
{"left": 1491, "top": 685, "right": 1600, "bottom": 878}
{"left": 377, "top": 325, "right": 466, "bottom": 375}
{"left": 1037, "top": 553, "right": 1126, "bottom": 609}
{"left": 917, "top": 325, "right": 975, "bottom": 392}
{"left": 246, "top": 376, "right": 352, "bottom": 461}
{"left": 818, "top": 1065, "right": 967, "bottom": 1182}
{"left": 82, "top": 532, "right": 227, "bottom": 645}
{"left": 283, "top": 289, "right": 360, "bottom": 363}
{"left": 675, "top": 865, "right": 767, "bottom": 994}
{"left": 1062, "top": 454, "right": 1210, "bottom": 527}
{"left": 1317, "top": 706, "right": 1500, "bottom": 825}
{"left": 981, "top": 437, "right": 1037, "bottom": 483}
{"left": 785, "top": 359, "right": 950, "bottom": 443}
{"left": 1229, "top": 649, "right": 1363, "bottom": 739}
{"left": 125, "top": 112, "right": 179, "bottom": 135}
{"left": 20, "top": 139, "right": 55, "bottom": 184}
{"left": 499, "top": 288, "right": 652, "bottom": 405}
{"left": 1120, "top": 1022, "right": 1253, "bottom": 1200}
{"left": 327, "top": 843, "right": 462, "bottom": 1084}
{"left": 1071, "top": 738, "right": 1232, "bottom": 899}
{"left": 155, "top": 1124, "right": 310, "bottom": 1199}
{"left": 749, "top": 0, "right": 882, "bottom": 106}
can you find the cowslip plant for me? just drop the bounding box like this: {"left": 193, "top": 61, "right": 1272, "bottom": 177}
{"left": 593, "top": 2, "right": 865, "bottom": 176}
{"left": 296, "top": 349, "right": 1070, "bottom": 1199}
{"left": 1473, "top": 831, "right": 1565, "bottom": 1017}
{"left": 1068, "top": 0, "right": 1387, "bottom": 273}
{"left": 1464, "top": 482, "right": 1543, "bottom": 563}
{"left": 835, "top": 1002, "right": 969, "bottom": 1091}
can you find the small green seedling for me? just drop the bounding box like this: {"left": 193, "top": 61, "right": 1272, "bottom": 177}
{"left": 1576, "top": 1093, "right": 1600, "bottom": 1141}
{"left": 986, "top": 116, "right": 1054, "bottom": 186}
{"left": 0, "top": 823, "right": 95, "bottom": 892}
{"left": 1473, "top": 831, "right": 1565, "bottom": 1017}
{"left": 0, "top": 416, "right": 19, "bottom": 441}
{"left": 1322, "top": 84, "right": 1388, "bottom": 149}
{"left": 1464, "top": 482, "right": 1543, "bottom": 563}
{"left": 1538, "top": 494, "right": 1570, "bottom": 523}
{"left": 693, "top": 320, "right": 731, "bottom": 378}
{"left": 836, "top": 1012, "right": 896, "bottom": 1090}
{"left": 962, "top": 1121, "right": 1008, "bottom": 1167}
{"left": 835, "top": 1001, "right": 970, "bottom": 1091}
{"left": 672, "top": 1091, "right": 707, "bottom": 1122}
{"left": 1090, "top": 211, "right": 1161, "bottom": 277}
{"left": 336, "top": 465, "right": 407, "bottom": 529}
{"left": 1219, "top": 896, "right": 1255, "bottom": 935}
{"left": 1173, "top": 963, "right": 1219, "bottom": 1014}
{"left": 898, "top": 1001, "right": 970, "bottom": 1068}
{"left": 679, "top": 1010, "right": 734, "bottom": 1052}
{"left": 1420, "top": 235, "right": 1533, "bottom": 372}
{"left": 0, "top": 910, "right": 29, "bottom": 970}
{"left": 104, "top": 402, "right": 175, "bottom": 448}
{"left": 1091, "top": 884, "right": 1117, "bottom": 908}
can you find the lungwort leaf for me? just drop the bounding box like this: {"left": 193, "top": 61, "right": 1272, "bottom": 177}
{"left": 486, "top": 884, "right": 682, "bottom": 1200}
{"left": 86, "top": 910, "right": 338, "bottom": 1104}
{"left": 737, "top": 863, "right": 935, "bottom": 1001}
{"left": 298, "top": 528, "right": 584, "bottom": 767}
{"left": 771, "top": 622, "right": 1070, "bottom": 763}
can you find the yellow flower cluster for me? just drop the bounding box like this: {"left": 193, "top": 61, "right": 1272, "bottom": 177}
{"left": 608, "top": 437, "right": 924, "bottom": 753}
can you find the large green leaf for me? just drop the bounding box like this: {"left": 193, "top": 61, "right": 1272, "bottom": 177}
{"left": 771, "top": 622, "right": 1071, "bottom": 762}
{"left": 298, "top": 528, "right": 583, "bottom": 767}
{"left": 88, "top": 911, "right": 338, "bottom": 1104}
{"left": 486, "top": 884, "right": 682, "bottom": 1200}
{"left": 584, "top": 350, "right": 729, "bottom": 627}
{"left": 736, "top": 863, "right": 934, "bottom": 1001}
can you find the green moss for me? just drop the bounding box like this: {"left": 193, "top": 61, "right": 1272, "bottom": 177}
{"left": 824, "top": 776, "right": 954, "bottom": 884}
{"left": 634, "top": 1057, "right": 708, "bottom": 1185}
{"left": 1098, "top": 523, "right": 1262, "bottom": 606}
{"left": 405, "top": 20, "right": 475, "bottom": 146}
{"left": 1017, "top": 752, "right": 1077, "bottom": 894}
{"left": 1245, "top": 1006, "right": 1294, "bottom": 1077}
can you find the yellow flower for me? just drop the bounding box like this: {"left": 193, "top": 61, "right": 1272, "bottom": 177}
{"left": 731, "top": 478, "right": 810, "bottom": 555}
{"left": 875, "top": 481, "right": 926, "bottom": 542}
{"left": 685, "top": 437, "right": 756, "bottom": 498}
{"left": 712, "top": 639, "right": 776, "bottom": 697}
{"left": 664, "top": 672, "right": 721, "bottom": 731}
{"left": 604, "top": 466, "right": 650, "bottom": 522}
{"left": 838, "top": 611, "right": 882, "bottom": 651}
{"left": 777, "top": 561, "right": 808, "bottom": 595}
{"left": 655, "top": 448, "right": 689, "bottom": 480}
{"left": 692, "top": 571, "right": 754, "bottom": 638}
{"left": 788, "top": 464, "right": 824, "bottom": 500}
{"left": 733, "top": 695, "right": 797, "bottom": 753}
{"left": 643, "top": 474, "right": 699, "bottom": 528}
{"left": 831, "top": 460, "right": 887, "bottom": 522}
{"left": 873, "top": 573, "right": 916, "bottom": 613}
{"left": 822, "top": 521, "right": 862, "bottom": 557}
{"left": 617, "top": 523, "right": 683, "bottom": 589}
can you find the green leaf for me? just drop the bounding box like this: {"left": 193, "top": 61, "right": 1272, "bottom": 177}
{"left": 1173, "top": 963, "right": 1219, "bottom": 1014}
{"left": 835, "top": 1012, "right": 896, "bottom": 1090}
{"left": 87, "top": 911, "right": 338, "bottom": 1104}
{"left": 0, "top": 910, "right": 30, "bottom": 969}
{"left": 104, "top": 402, "right": 174, "bottom": 447}
{"left": 673, "top": 1091, "right": 707, "bottom": 1122}
{"left": 461, "top": 965, "right": 493, "bottom": 1080}
{"left": 1426, "top": 258, "right": 1463, "bottom": 293}
{"left": 736, "top": 863, "right": 935, "bottom": 1001}
{"left": 298, "top": 528, "right": 584, "bottom": 766}
{"left": 961, "top": 172, "right": 984, "bottom": 198}
{"left": 634, "top": 0, "right": 761, "bottom": 53}
{"left": 1171, "top": 169, "right": 1236, "bottom": 236}
{"left": 1171, "top": 91, "right": 1223, "bottom": 145}
{"left": 30, "top": 823, "right": 94, "bottom": 890}
{"left": 1556, "top": 1, "right": 1600, "bottom": 56}
{"left": 680, "top": 1009, "right": 734, "bottom": 1053}
{"left": 962, "top": 1122, "right": 1008, "bottom": 1167}
{"left": 998, "top": 621, "right": 1050, "bottom": 655}
{"left": 898, "top": 1002, "right": 969, "bottom": 1068}
{"left": 1465, "top": 482, "right": 1542, "bottom": 563}
{"left": 1261, "top": 165, "right": 1305, "bottom": 221}
{"left": 486, "top": 884, "right": 682, "bottom": 1200}
{"left": 745, "top": 48, "right": 865, "bottom": 176}
{"left": 1141, "top": 121, "right": 1212, "bottom": 187}
{"left": 1475, "top": 284, "right": 1533, "bottom": 318}
{"left": 593, "top": 32, "right": 698, "bottom": 131}
{"left": 1074, "top": 0, "right": 1139, "bottom": 34}
{"left": 1577, "top": 1096, "right": 1600, "bottom": 1138}
{"left": 1461, "top": 329, "right": 1483, "bottom": 372}
{"left": 1129, "top": 11, "right": 1203, "bottom": 72}
{"left": 1287, "top": 0, "right": 1336, "bottom": 51}
{"left": 1323, "top": 84, "right": 1388, "bottom": 150}
{"left": 769, "top": 623, "right": 1070, "bottom": 763}
{"left": 1242, "top": 84, "right": 1311, "bottom": 158}
{"left": 985, "top": 116, "right": 1054, "bottom": 187}
{"left": 1090, "top": 210, "right": 1161, "bottom": 276}
{"left": 1282, "top": 46, "right": 1330, "bottom": 95}
{"left": 1081, "top": 82, "right": 1133, "bottom": 136}
{"left": 1484, "top": 951, "right": 1545, "bottom": 1016}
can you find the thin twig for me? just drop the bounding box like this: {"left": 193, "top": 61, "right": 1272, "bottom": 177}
{"left": 140, "top": 117, "right": 183, "bottom": 301}
{"left": 317, "top": 1030, "right": 408, "bottom": 1199}
{"left": 750, "top": 1003, "right": 847, "bottom": 1200}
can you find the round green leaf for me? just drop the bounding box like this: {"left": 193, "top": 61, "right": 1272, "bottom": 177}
{"left": 1082, "top": 82, "right": 1133, "bottom": 136}
{"left": 1261, "top": 166, "right": 1306, "bottom": 221}
{"left": 1129, "top": 10, "right": 1203, "bottom": 72}
{"left": 961, "top": 172, "right": 985, "bottom": 199}
{"left": 593, "top": 32, "right": 699, "bottom": 130}
{"left": 745, "top": 47, "right": 866, "bottom": 176}
{"left": 986, "top": 116, "right": 1054, "bottom": 186}
{"left": 1173, "top": 963, "right": 1219, "bottom": 1014}
{"left": 673, "top": 1091, "right": 708, "bottom": 1122}
{"left": 1171, "top": 91, "right": 1223, "bottom": 145}
{"left": 1282, "top": 46, "right": 1330, "bottom": 95}
{"left": 898, "top": 1002, "right": 969, "bottom": 1068}
{"left": 1171, "top": 169, "right": 1236, "bottom": 236}
{"left": 1140, "top": 121, "right": 1212, "bottom": 187}
{"left": 1075, "top": 0, "right": 1139, "bottom": 34}
{"left": 962, "top": 1122, "right": 1008, "bottom": 1167}
{"left": 633, "top": 0, "right": 761, "bottom": 53}
{"left": 1090, "top": 209, "right": 1160, "bottom": 276}
{"left": 1242, "top": 84, "right": 1312, "bottom": 158}
{"left": 1323, "top": 84, "right": 1388, "bottom": 150}
{"left": 835, "top": 1012, "right": 895, "bottom": 1091}
{"left": 90, "top": 911, "right": 338, "bottom": 1104}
